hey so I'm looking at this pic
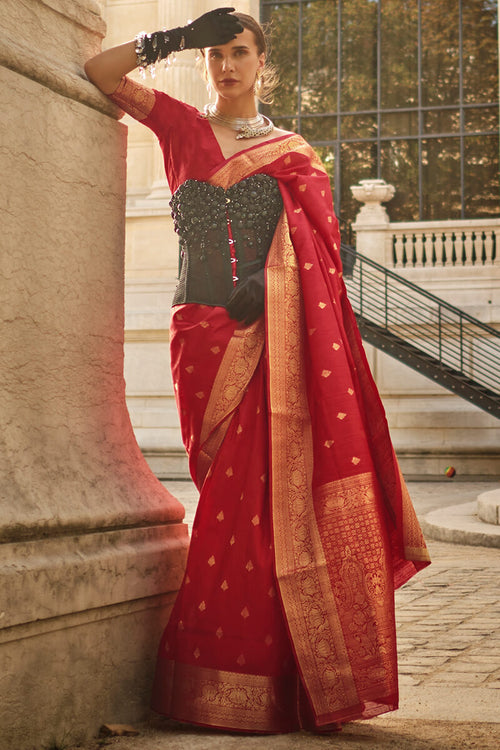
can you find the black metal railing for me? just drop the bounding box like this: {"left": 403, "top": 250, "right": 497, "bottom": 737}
{"left": 341, "top": 244, "right": 500, "bottom": 419}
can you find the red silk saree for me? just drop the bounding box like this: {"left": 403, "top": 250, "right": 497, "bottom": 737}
{"left": 151, "top": 134, "right": 430, "bottom": 733}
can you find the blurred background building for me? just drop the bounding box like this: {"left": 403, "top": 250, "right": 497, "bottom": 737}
{"left": 103, "top": 0, "right": 500, "bottom": 477}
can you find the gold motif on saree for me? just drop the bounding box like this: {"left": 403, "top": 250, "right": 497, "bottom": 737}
{"left": 313, "top": 473, "right": 397, "bottom": 698}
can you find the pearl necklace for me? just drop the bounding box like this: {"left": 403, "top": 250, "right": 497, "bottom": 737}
{"left": 203, "top": 104, "right": 274, "bottom": 140}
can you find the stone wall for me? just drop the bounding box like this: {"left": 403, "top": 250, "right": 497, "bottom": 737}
{"left": 0, "top": 1, "right": 188, "bottom": 747}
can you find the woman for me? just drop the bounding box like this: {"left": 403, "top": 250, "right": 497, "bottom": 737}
{"left": 85, "top": 8, "right": 430, "bottom": 734}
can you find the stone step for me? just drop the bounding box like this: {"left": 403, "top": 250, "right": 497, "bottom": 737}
{"left": 143, "top": 450, "right": 189, "bottom": 480}
{"left": 477, "top": 489, "right": 500, "bottom": 525}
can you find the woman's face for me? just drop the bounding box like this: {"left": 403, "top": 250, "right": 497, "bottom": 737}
{"left": 205, "top": 27, "right": 265, "bottom": 101}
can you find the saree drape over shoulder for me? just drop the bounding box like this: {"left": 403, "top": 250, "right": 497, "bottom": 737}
{"left": 109, "top": 79, "right": 430, "bottom": 733}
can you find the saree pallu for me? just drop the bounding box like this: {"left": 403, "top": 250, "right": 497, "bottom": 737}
{"left": 152, "top": 136, "right": 430, "bottom": 733}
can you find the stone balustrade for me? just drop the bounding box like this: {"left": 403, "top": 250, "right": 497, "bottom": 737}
{"left": 391, "top": 220, "right": 498, "bottom": 269}
{"left": 351, "top": 179, "right": 500, "bottom": 272}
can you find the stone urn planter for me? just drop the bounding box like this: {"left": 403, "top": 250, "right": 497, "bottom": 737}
{"left": 351, "top": 179, "right": 395, "bottom": 222}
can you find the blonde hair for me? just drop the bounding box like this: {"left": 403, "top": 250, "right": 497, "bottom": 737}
{"left": 199, "top": 12, "right": 280, "bottom": 105}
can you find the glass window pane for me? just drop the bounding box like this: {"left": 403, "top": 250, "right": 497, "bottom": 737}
{"left": 340, "top": 142, "right": 377, "bottom": 227}
{"left": 262, "top": 0, "right": 499, "bottom": 226}
{"left": 422, "top": 138, "right": 461, "bottom": 219}
{"left": 381, "top": 0, "right": 418, "bottom": 109}
{"left": 381, "top": 111, "right": 419, "bottom": 137}
{"left": 424, "top": 108, "right": 460, "bottom": 134}
{"left": 381, "top": 140, "right": 419, "bottom": 221}
{"left": 464, "top": 106, "right": 499, "bottom": 133}
{"left": 262, "top": 3, "right": 300, "bottom": 116}
{"left": 301, "top": 0, "right": 338, "bottom": 114}
{"left": 462, "top": 0, "right": 498, "bottom": 104}
{"left": 340, "top": 0, "right": 377, "bottom": 111}
{"left": 464, "top": 135, "right": 500, "bottom": 218}
{"left": 421, "top": 0, "right": 460, "bottom": 106}
{"left": 301, "top": 116, "right": 337, "bottom": 142}
{"left": 341, "top": 114, "right": 377, "bottom": 139}
{"left": 273, "top": 116, "right": 299, "bottom": 132}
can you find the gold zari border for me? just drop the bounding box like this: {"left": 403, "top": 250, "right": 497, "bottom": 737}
{"left": 266, "top": 213, "right": 359, "bottom": 721}
{"left": 196, "top": 319, "right": 264, "bottom": 486}
{"left": 400, "top": 469, "right": 431, "bottom": 563}
{"left": 107, "top": 76, "right": 155, "bottom": 120}
{"left": 211, "top": 135, "right": 325, "bottom": 189}
{"left": 157, "top": 660, "right": 298, "bottom": 732}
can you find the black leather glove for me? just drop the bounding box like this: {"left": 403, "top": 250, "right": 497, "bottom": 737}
{"left": 226, "top": 269, "right": 265, "bottom": 327}
{"left": 135, "top": 9, "right": 243, "bottom": 68}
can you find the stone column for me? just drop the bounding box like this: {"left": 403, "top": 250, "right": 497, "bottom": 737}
{"left": 0, "top": 2, "right": 188, "bottom": 748}
{"left": 351, "top": 179, "right": 395, "bottom": 266}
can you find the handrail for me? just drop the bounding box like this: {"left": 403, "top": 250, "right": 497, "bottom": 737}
{"left": 341, "top": 243, "right": 500, "bottom": 415}
{"left": 342, "top": 243, "right": 500, "bottom": 337}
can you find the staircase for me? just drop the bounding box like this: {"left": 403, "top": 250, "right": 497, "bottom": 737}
{"left": 341, "top": 244, "right": 500, "bottom": 420}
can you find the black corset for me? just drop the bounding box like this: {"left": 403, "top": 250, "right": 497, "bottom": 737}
{"left": 170, "top": 174, "right": 283, "bottom": 307}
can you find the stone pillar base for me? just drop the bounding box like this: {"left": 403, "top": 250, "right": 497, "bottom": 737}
{"left": 0, "top": 526, "right": 187, "bottom": 748}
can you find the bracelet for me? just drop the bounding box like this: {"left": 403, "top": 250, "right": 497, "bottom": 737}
{"left": 134, "top": 28, "right": 185, "bottom": 75}
{"left": 134, "top": 31, "right": 149, "bottom": 70}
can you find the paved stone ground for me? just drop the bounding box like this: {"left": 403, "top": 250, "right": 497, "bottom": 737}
{"left": 393, "top": 538, "right": 500, "bottom": 722}
{"left": 64, "top": 481, "right": 500, "bottom": 750}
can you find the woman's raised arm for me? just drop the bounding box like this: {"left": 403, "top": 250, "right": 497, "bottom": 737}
{"left": 84, "top": 9, "right": 243, "bottom": 95}
{"left": 84, "top": 42, "right": 137, "bottom": 95}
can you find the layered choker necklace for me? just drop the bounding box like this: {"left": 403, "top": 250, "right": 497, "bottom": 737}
{"left": 203, "top": 104, "right": 274, "bottom": 140}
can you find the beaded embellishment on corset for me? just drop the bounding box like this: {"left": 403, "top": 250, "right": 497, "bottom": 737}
{"left": 170, "top": 174, "right": 283, "bottom": 308}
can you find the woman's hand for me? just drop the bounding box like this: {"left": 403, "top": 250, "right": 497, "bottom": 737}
{"left": 226, "top": 269, "right": 265, "bottom": 326}
{"left": 182, "top": 8, "right": 243, "bottom": 49}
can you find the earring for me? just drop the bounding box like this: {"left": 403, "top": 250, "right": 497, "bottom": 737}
{"left": 254, "top": 73, "right": 262, "bottom": 95}
{"left": 206, "top": 81, "right": 213, "bottom": 99}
